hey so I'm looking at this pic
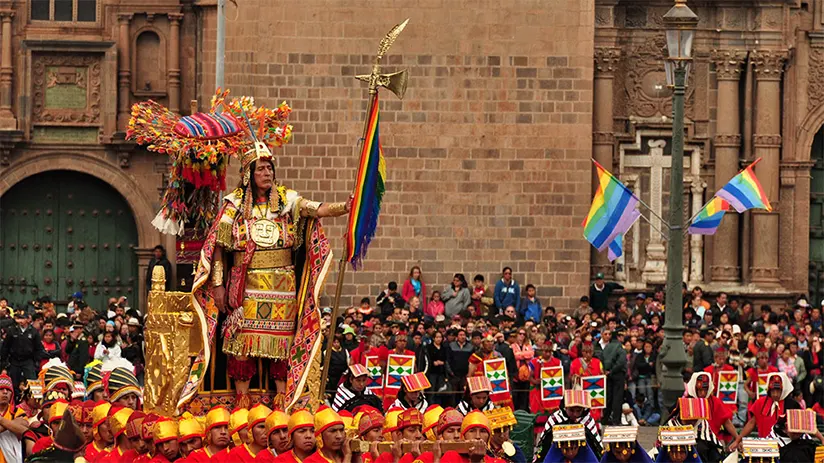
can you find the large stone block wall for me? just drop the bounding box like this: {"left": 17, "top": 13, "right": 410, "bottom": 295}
{"left": 200, "top": 0, "right": 596, "bottom": 308}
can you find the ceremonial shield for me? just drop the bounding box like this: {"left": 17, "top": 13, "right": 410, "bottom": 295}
{"left": 717, "top": 371, "right": 738, "bottom": 405}
{"left": 540, "top": 366, "right": 564, "bottom": 402}
{"left": 582, "top": 375, "right": 606, "bottom": 409}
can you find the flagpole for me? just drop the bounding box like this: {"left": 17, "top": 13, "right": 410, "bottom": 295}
{"left": 317, "top": 18, "right": 409, "bottom": 401}
{"left": 638, "top": 212, "right": 669, "bottom": 240}
{"left": 318, "top": 94, "right": 378, "bottom": 401}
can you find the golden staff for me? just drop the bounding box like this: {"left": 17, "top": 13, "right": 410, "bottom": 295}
{"left": 318, "top": 19, "right": 410, "bottom": 400}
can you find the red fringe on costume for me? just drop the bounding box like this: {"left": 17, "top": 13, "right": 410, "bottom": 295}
{"left": 228, "top": 357, "right": 257, "bottom": 382}
{"left": 269, "top": 360, "right": 288, "bottom": 381}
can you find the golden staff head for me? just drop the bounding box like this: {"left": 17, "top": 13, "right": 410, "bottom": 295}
{"left": 355, "top": 18, "right": 409, "bottom": 98}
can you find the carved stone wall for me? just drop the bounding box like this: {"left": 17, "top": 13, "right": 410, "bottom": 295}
{"left": 32, "top": 54, "right": 102, "bottom": 126}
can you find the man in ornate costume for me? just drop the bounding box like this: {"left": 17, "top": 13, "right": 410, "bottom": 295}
{"left": 129, "top": 91, "right": 351, "bottom": 411}
{"left": 534, "top": 390, "right": 602, "bottom": 463}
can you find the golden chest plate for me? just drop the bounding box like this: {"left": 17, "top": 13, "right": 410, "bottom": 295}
{"left": 250, "top": 219, "right": 279, "bottom": 248}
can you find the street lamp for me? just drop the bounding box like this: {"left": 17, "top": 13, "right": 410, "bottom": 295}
{"left": 660, "top": 0, "right": 698, "bottom": 412}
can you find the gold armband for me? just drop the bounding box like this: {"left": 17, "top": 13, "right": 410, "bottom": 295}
{"left": 299, "top": 198, "right": 321, "bottom": 218}
{"left": 327, "top": 202, "right": 347, "bottom": 217}
{"left": 212, "top": 261, "right": 224, "bottom": 287}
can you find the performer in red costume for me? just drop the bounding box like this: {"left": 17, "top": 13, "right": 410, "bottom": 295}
{"left": 303, "top": 406, "right": 349, "bottom": 463}
{"left": 272, "top": 409, "right": 316, "bottom": 463}
{"left": 684, "top": 372, "right": 738, "bottom": 444}
{"left": 224, "top": 404, "right": 273, "bottom": 462}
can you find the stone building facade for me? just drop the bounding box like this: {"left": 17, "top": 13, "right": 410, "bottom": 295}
{"left": 2, "top": 0, "right": 824, "bottom": 311}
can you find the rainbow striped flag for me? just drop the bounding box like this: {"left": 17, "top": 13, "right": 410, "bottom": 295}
{"left": 583, "top": 160, "right": 641, "bottom": 261}
{"left": 688, "top": 196, "right": 730, "bottom": 235}
{"left": 715, "top": 158, "right": 772, "bottom": 213}
{"left": 344, "top": 93, "right": 387, "bottom": 269}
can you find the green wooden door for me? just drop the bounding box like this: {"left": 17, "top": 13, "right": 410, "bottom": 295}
{"left": 0, "top": 171, "right": 139, "bottom": 312}
{"left": 811, "top": 130, "right": 824, "bottom": 304}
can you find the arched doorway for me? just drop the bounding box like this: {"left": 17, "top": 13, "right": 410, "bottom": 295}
{"left": 0, "top": 171, "right": 139, "bottom": 312}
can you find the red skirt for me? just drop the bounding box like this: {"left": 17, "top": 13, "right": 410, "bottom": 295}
{"left": 227, "top": 356, "right": 257, "bottom": 381}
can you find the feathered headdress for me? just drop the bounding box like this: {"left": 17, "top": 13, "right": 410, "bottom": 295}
{"left": 127, "top": 89, "right": 293, "bottom": 235}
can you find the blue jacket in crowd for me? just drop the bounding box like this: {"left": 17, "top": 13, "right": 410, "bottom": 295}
{"left": 519, "top": 296, "right": 542, "bottom": 324}
{"left": 494, "top": 279, "right": 520, "bottom": 312}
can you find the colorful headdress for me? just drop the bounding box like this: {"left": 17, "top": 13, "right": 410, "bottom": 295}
{"left": 678, "top": 398, "right": 709, "bottom": 421}
{"left": 339, "top": 410, "right": 354, "bottom": 433}
{"left": 288, "top": 409, "right": 314, "bottom": 435}
{"left": 108, "top": 406, "right": 134, "bottom": 438}
{"left": 153, "top": 417, "right": 179, "bottom": 444}
{"left": 602, "top": 425, "right": 639, "bottom": 443}
{"left": 80, "top": 400, "right": 95, "bottom": 425}
{"left": 552, "top": 424, "right": 586, "bottom": 446}
{"left": 766, "top": 372, "right": 794, "bottom": 401}
{"left": 460, "top": 410, "right": 491, "bottom": 438}
{"left": 741, "top": 438, "right": 779, "bottom": 459}
{"left": 564, "top": 390, "right": 591, "bottom": 409}
{"left": 266, "top": 410, "right": 289, "bottom": 437}
{"left": 204, "top": 407, "right": 231, "bottom": 434}
{"left": 90, "top": 401, "right": 111, "bottom": 429}
{"left": 787, "top": 409, "right": 817, "bottom": 434}
{"left": 25, "top": 380, "right": 43, "bottom": 400}
{"left": 355, "top": 407, "right": 385, "bottom": 437}
{"left": 437, "top": 408, "right": 464, "bottom": 435}
{"left": 467, "top": 376, "right": 492, "bottom": 394}
{"left": 384, "top": 408, "right": 403, "bottom": 435}
{"left": 401, "top": 372, "right": 431, "bottom": 393}
{"left": 0, "top": 374, "right": 13, "bottom": 392}
{"left": 229, "top": 407, "right": 249, "bottom": 440}
{"left": 397, "top": 408, "right": 424, "bottom": 430}
{"left": 142, "top": 413, "right": 161, "bottom": 441}
{"left": 315, "top": 405, "right": 344, "bottom": 436}
{"left": 101, "top": 359, "right": 141, "bottom": 403}
{"left": 40, "top": 359, "right": 75, "bottom": 393}
{"left": 84, "top": 361, "right": 104, "bottom": 397}
{"left": 659, "top": 425, "right": 696, "bottom": 447}
{"left": 67, "top": 400, "right": 84, "bottom": 424}
{"left": 49, "top": 400, "right": 69, "bottom": 425}
{"left": 486, "top": 407, "right": 517, "bottom": 431}
{"left": 423, "top": 404, "right": 444, "bottom": 439}
{"left": 248, "top": 404, "right": 273, "bottom": 429}
{"left": 178, "top": 414, "right": 205, "bottom": 442}
{"left": 125, "top": 411, "right": 146, "bottom": 439}
{"left": 349, "top": 363, "right": 369, "bottom": 378}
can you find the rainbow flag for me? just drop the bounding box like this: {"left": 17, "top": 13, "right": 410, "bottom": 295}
{"left": 688, "top": 196, "right": 730, "bottom": 235}
{"left": 344, "top": 93, "right": 387, "bottom": 269}
{"left": 715, "top": 158, "right": 772, "bottom": 213}
{"left": 583, "top": 160, "right": 641, "bottom": 261}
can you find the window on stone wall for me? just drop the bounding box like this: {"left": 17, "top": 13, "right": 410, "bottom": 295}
{"left": 30, "top": 0, "right": 97, "bottom": 23}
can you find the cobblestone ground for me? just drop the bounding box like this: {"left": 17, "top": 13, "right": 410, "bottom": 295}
{"left": 637, "top": 426, "right": 658, "bottom": 454}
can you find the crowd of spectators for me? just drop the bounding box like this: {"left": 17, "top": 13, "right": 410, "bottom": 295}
{"left": 324, "top": 265, "right": 824, "bottom": 429}
{"left": 0, "top": 293, "right": 144, "bottom": 398}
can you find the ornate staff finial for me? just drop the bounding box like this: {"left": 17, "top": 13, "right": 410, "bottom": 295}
{"left": 355, "top": 18, "right": 409, "bottom": 98}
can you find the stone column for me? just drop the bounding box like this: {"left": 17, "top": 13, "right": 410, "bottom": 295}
{"left": 710, "top": 51, "right": 745, "bottom": 282}
{"left": 117, "top": 14, "right": 133, "bottom": 132}
{"left": 167, "top": 13, "right": 183, "bottom": 114}
{"left": 750, "top": 50, "right": 787, "bottom": 285}
{"left": 591, "top": 47, "right": 621, "bottom": 278}
{"left": 0, "top": 11, "right": 15, "bottom": 129}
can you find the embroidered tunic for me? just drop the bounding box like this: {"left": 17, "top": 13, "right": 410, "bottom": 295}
{"left": 217, "top": 186, "right": 319, "bottom": 359}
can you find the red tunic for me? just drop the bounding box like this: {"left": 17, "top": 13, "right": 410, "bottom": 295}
{"left": 149, "top": 455, "right": 173, "bottom": 463}
{"left": 85, "top": 442, "right": 109, "bottom": 463}
{"left": 704, "top": 395, "right": 733, "bottom": 440}
{"left": 529, "top": 357, "right": 563, "bottom": 414}
{"left": 273, "top": 449, "right": 309, "bottom": 463}
{"left": 748, "top": 396, "right": 785, "bottom": 438}
{"left": 399, "top": 452, "right": 434, "bottom": 463}
{"left": 134, "top": 453, "right": 153, "bottom": 463}
{"left": 256, "top": 449, "right": 279, "bottom": 462}
{"left": 225, "top": 444, "right": 261, "bottom": 463}
{"left": 117, "top": 449, "right": 140, "bottom": 463}
{"left": 439, "top": 451, "right": 505, "bottom": 463}
{"left": 568, "top": 356, "right": 604, "bottom": 422}
{"left": 303, "top": 450, "right": 336, "bottom": 463}
{"left": 469, "top": 352, "right": 497, "bottom": 377}
{"left": 31, "top": 435, "right": 53, "bottom": 454}
{"left": 208, "top": 448, "right": 233, "bottom": 462}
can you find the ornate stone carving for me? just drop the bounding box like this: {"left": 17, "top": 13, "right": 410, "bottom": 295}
{"left": 710, "top": 50, "right": 745, "bottom": 81}
{"left": 714, "top": 134, "right": 742, "bottom": 148}
{"left": 753, "top": 134, "right": 782, "bottom": 147}
{"left": 594, "top": 47, "right": 621, "bottom": 76}
{"left": 593, "top": 132, "right": 615, "bottom": 145}
{"left": 752, "top": 50, "right": 788, "bottom": 81}
{"left": 711, "top": 265, "right": 741, "bottom": 282}
{"left": 595, "top": 6, "right": 613, "bottom": 27}
{"left": 622, "top": 35, "right": 695, "bottom": 119}
{"left": 32, "top": 54, "right": 101, "bottom": 125}
{"left": 809, "top": 48, "right": 824, "bottom": 110}
{"left": 750, "top": 266, "right": 779, "bottom": 282}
